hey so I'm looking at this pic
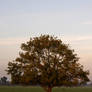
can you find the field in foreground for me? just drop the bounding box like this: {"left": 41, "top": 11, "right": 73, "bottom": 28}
{"left": 0, "top": 86, "right": 92, "bottom": 92}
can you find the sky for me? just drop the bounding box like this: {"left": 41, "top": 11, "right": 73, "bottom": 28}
{"left": 0, "top": 0, "right": 92, "bottom": 81}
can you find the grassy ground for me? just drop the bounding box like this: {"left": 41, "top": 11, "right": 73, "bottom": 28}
{"left": 0, "top": 86, "right": 92, "bottom": 92}
{"left": 53, "top": 87, "right": 92, "bottom": 92}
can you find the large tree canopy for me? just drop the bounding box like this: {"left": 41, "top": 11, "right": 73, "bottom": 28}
{"left": 7, "top": 35, "right": 89, "bottom": 92}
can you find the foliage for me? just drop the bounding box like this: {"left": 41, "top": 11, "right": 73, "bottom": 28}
{"left": 7, "top": 35, "right": 89, "bottom": 92}
{"left": 0, "top": 76, "right": 9, "bottom": 85}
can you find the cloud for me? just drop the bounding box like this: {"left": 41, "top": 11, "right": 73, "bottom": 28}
{"left": 81, "top": 21, "right": 92, "bottom": 25}
{"left": 62, "top": 35, "right": 92, "bottom": 42}
{"left": 0, "top": 37, "right": 29, "bottom": 45}
{"left": 61, "top": 35, "right": 92, "bottom": 52}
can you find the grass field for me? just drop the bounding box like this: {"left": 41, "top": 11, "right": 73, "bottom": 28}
{"left": 0, "top": 86, "right": 92, "bottom": 92}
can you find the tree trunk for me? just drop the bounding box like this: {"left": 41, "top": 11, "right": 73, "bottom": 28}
{"left": 47, "top": 87, "right": 52, "bottom": 92}
{"left": 42, "top": 86, "right": 52, "bottom": 92}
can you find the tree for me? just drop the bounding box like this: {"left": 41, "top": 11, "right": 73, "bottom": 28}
{"left": 7, "top": 35, "right": 89, "bottom": 92}
{"left": 1, "top": 76, "right": 7, "bottom": 85}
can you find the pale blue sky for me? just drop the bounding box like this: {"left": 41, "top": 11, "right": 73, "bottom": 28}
{"left": 0, "top": 0, "right": 92, "bottom": 37}
{"left": 0, "top": 0, "right": 92, "bottom": 80}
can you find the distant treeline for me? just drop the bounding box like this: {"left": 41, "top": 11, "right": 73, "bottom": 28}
{"left": 0, "top": 76, "right": 10, "bottom": 85}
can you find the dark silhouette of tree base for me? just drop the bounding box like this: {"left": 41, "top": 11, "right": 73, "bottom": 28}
{"left": 7, "top": 35, "right": 89, "bottom": 92}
